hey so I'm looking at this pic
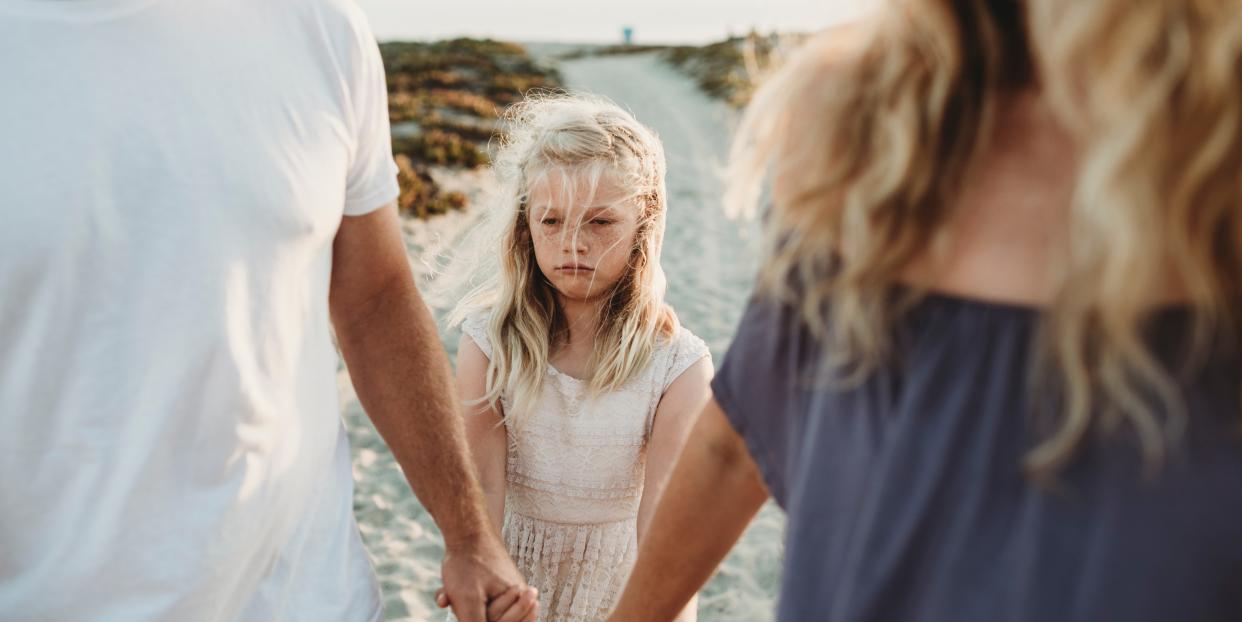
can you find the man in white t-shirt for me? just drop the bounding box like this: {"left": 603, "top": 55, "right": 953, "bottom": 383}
{"left": 0, "top": 1, "right": 536, "bottom": 620}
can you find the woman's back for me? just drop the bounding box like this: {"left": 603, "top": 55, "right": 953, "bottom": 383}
{"left": 714, "top": 287, "right": 1242, "bottom": 621}
{"left": 714, "top": 40, "right": 1242, "bottom": 622}
{"left": 714, "top": 10, "right": 1242, "bottom": 618}
{"left": 606, "top": 3, "right": 1242, "bottom": 621}
{"left": 899, "top": 92, "right": 1078, "bottom": 307}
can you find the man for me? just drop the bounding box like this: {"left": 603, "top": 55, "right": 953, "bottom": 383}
{"left": 0, "top": 0, "right": 534, "bottom": 620}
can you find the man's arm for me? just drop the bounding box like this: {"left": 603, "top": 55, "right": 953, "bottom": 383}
{"left": 329, "top": 203, "right": 535, "bottom": 622}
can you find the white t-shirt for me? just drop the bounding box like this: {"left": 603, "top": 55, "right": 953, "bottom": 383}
{"left": 0, "top": 0, "right": 399, "bottom": 619}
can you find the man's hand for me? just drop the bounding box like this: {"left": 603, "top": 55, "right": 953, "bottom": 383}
{"left": 434, "top": 534, "right": 538, "bottom": 622}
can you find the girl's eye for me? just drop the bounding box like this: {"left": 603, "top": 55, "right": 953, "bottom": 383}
{"left": 541, "top": 218, "right": 560, "bottom": 226}
{"left": 590, "top": 219, "right": 614, "bottom": 226}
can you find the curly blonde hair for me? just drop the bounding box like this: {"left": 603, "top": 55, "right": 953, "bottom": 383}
{"left": 726, "top": 0, "right": 1242, "bottom": 476}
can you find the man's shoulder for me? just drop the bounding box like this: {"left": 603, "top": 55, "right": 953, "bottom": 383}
{"left": 262, "top": 0, "right": 375, "bottom": 45}
{"left": 308, "top": 0, "right": 372, "bottom": 29}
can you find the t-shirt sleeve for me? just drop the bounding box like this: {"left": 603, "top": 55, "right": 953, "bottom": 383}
{"left": 711, "top": 293, "right": 806, "bottom": 505}
{"left": 341, "top": 13, "right": 400, "bottom": 217}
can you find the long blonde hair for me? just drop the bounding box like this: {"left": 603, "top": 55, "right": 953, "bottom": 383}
{"left": 450, "top": 93, "right": 674, "bottom": 422}
{"left": 726, "top": 1, "right": 1242, "bottom": 476}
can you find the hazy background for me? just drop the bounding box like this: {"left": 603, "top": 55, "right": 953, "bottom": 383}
{"left": 354, "top": 0, "right": 874, "bottom": 44}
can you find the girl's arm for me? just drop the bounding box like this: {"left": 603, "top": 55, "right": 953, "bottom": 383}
{"left": 638, "top": 358, "right": 712, "bottom": 540}
{"left": 611, "top": 399, "right": 770, "bottom": 622}
{"left": 636, "top": 357, "right": 712, "bottom": 621}
{"left": 455, "top": 336, "right": 508, "bottom": 535}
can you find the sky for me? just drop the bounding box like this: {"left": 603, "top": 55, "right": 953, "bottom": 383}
{"left": 354, "top": 0, "right": 875, "bottom": 44}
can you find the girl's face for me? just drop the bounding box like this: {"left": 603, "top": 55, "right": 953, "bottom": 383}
{"left": 526, "top": 170, "right": 642, "bottom": 303}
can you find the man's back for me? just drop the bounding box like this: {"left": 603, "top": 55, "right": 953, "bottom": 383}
{"left": 0, "top": 0, "right": 399, "bottom": 619}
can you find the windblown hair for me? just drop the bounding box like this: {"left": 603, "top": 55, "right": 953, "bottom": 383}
{"left": 725, "top": 0, "right": 1242, "bottom": 476}
{"left": 450, "top": 93, "right": 673, "bottom": 423}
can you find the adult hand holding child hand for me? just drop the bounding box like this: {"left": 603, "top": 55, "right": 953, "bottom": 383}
{"left": 436, "top": 531, "right": 538, "bottom": 622}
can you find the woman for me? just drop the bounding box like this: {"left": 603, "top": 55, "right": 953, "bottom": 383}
{"left": 608, "top": 1, "right": 1242, "bottom": 620}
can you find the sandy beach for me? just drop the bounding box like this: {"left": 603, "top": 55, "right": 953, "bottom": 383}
{"left": 341, "top": 49, "right": 784, "bottom": 621}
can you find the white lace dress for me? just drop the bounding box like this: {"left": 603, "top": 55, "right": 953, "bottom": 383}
{"left": 459, "top": 313, "right": 710, "bottom": 622}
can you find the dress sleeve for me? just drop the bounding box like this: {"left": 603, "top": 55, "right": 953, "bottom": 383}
{"left": 644, "top": 327, "right": 712, "bottom": 438}
{"left": 459, "top": 312, "right": 493, "bottom": 360}
{"left": 661, "top": 328, "right": 712, "bottom": 394}
{"left": 710, "top": 293, "right": 809, "bottom": 505}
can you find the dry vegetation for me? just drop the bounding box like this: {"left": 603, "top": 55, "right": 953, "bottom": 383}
{"left": 381, "top": 39, "right": 562, "bottom": 218}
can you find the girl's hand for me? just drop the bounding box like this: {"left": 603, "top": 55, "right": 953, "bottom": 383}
{"left": 435, "top": 532, "right": 536, "bottom": 622}
{"left": 487, "top": 585, "right": 540, "bottom": 622}
{"left": 436, "top": 582, "right": 539, "bottom": 622}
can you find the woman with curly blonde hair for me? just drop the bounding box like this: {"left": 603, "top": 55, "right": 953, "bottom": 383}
{"left": 609, "top": 1, "right": 1242, "bottom": 620}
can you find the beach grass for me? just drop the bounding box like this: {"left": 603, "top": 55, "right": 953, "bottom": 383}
{"left": 558, "top": 33, "right": 806, "bottom": 108}
{"left": 381, "top": 38, "right": 561, "bottom": 219}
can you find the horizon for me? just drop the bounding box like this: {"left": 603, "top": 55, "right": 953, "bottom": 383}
{"left": 354, "top": 0, "right": 875, "bottom": 45}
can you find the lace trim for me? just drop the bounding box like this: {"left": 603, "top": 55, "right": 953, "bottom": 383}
{"left": 459, "top": 311, "right": 494, "bottom": 359}
{"left": 661, "top": 327, "right": 712, "bottom": 393}
{"left": 503, "top": 512, "right": 638, "bottom": 622}
{"left": 514, "top": 424, "right": 647, "bottom": 444}
{"left": 508, "top": 470, "right": 643, "bottom": 500}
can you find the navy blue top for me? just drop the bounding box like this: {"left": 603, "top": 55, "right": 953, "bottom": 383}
{"left": 712, "top": 291, "right": 1242, "bottom": 622}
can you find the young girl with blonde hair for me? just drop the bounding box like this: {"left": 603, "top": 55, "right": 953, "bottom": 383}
{"left": 450, "top": 93, "right": 710, "bottom": 622}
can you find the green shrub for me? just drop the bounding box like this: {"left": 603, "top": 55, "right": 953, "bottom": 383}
{"left": 380, "top": 39, "right": 559, "bottom": 105}
{"left": 660, "top": 34, "right": 794, "bottom": 107}
{"left": 420, "top": 117, "right": 499, "bottom": 144}
{"left": 393, "top": 131, "right": 489, "bottom": 168}
{"left": 426, "top": 89, "right": 499, "bottom": 118}
{"left": 395, "top": 155, "right": 470, "bottom": 220}
{"left": 380, "top": 37, "right": 560, "bottom": 182}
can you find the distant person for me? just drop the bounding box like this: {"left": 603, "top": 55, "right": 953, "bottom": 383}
{"left": 447, "top": 94, "right": 710, "bottom": 621}
{"left": 0, "top": 1, "right": 533, "bottom": 620}
{"left": 623, "top": 26, "right": 634, "bottom": 46}
{"left": 608, "top": 1, "right": 1242, "bottom": 621}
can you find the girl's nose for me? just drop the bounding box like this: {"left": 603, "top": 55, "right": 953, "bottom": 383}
{"left": 562, "top": 228, "right": 589, "bottom": 254}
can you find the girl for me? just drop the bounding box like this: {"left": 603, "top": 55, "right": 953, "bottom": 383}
{"left": 450, "top": 94, "right": 710, "bottom": 622}
{"left": 609, "top": 2, "right": 1242, "bottom": 621}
